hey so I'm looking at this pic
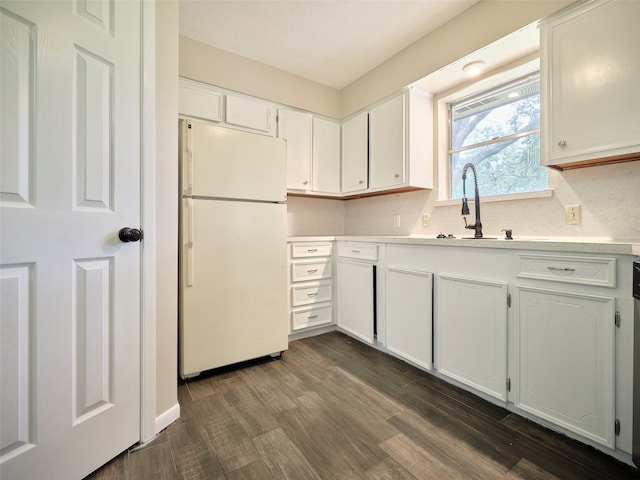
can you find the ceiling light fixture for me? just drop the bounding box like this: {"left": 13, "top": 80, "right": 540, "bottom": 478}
{"left": 463, "top": 61, "right": 485, "bottom": 77}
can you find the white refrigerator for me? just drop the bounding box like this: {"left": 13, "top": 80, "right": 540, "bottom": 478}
{"left": 179, "top": 119, "right": 288, "bottom": 378}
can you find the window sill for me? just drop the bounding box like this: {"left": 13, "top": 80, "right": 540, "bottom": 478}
{"left": 435, "top": 189, "right": 553, "bottom": 207}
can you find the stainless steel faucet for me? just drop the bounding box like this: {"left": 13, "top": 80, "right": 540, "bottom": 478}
{"left": 461, "top": 163, "right": 483, "bottom": 238}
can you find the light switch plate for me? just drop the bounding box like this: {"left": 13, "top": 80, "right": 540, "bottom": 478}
{"left": 565, "top": 204, "right": 581, "bottom": 225}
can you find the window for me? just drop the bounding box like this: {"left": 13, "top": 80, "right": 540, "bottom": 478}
{"left": 448, "top": 73, "right": 547, "bottom": 199}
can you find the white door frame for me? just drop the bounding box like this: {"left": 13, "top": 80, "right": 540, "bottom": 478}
{"left": 141, "top": 0, "right": 157, "bottom": 444}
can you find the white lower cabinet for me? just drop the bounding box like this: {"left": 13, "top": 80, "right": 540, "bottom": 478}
{"left": 386, "top": 268, "right": 433, "bottom": 370}
{"left": 436, "top": 275, "right": 508, "bottom": 401}
{"left": 337, "top": 259, "right": 375, "bottom": 344}
{"left": 513, "top": 285, "right": 615, "bottom": 448}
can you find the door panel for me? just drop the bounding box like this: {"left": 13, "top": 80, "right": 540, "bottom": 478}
{"left": 514, "top": 286, "right": 615, "bottom": 448}
{"left": 436, "top": 275, "right": 508, "bottom": 401}
{"left": 337, "top": 260, "right": 374, "bottom": 343}
{"left": 0, "top": 1, "right": 141, "bottom": 478}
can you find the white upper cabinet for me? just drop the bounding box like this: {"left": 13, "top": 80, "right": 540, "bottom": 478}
{"left": 369, "top": 93, "right": 405, "bottom": 189}
{"left": 341, "top": 112, "right": 369, "bottom": 194}
{"left": 278, "top": 108, "right": 313, "bottom": 191}
{"left": 179, "top": 78, "right": 223, "bottom": 123}
{"left": 178, "top": 78, "right": 277, "bottom": 136}
{"left": 279, "top": 110, "right": 340, "bottom": 195}
{"left": 312, "top": 117, "right": 341, "bottom": 195}
{"left": 369, "top": 88, "right": 432, "bottom": 192}
{"left": 540, "top": 0, "right": 640, "bottom": 169}
{"left": 226, "top": 94, "right": 276, "bottom": 135}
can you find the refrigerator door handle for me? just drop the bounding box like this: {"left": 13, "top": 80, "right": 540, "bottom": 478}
{"left": 186, "top": 197, "right": 194, "bottom": 286}
{"left": 185, "top": 122, "right": 194, "bottom": 195}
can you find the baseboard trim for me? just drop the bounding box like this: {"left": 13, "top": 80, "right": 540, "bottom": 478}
{"left": 155, "top": 402, "right": 180, "bottom": 434}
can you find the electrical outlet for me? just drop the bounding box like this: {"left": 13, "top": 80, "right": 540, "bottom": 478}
{"left": 422, "top": 213, "right": 431, "bottom": 227}
{"left": 565, "top": 204, "right": 581, "bottom": 225}
{"left": 393, "top": 214, "right": 401, "bottom": 227}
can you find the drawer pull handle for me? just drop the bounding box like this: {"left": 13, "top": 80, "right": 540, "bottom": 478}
{"left": 307, "top": 293, "right": 318, "bottom": 297}
{"left": 352, "top": 250, "right": 360, "bottom": 253}
{"left": 308, "top": 315, "right": 318, "bottom": 319}
{"left": 307, "top": 248, "right": 318, "bottom": 253}
{"left": 547, "top": 266, "right": 576, "bottom": 272}
{"left": 307, "top": 269, "right": 318, "bottom": 274}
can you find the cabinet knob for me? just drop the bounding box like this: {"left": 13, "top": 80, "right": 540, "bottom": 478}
{"left": 359, "top": 180, "right": 364, "bottom": 184}
{"left": 394, "top": 173, "right": 400, "bottom": 178}
{"left": 303, "top": 180, "right": 309, "bottom": 185}
{"left": 558, "top": 139, "right": 567, "bottom": 147}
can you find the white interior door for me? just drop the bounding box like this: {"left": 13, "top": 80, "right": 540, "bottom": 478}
{"left": 1, "top": 1, "right": 141, "bottom": 478}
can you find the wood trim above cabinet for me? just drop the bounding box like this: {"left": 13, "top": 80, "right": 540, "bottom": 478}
{"left": 545, "top": 152, "right": 640, "bottom": 171}
{"left": 288, "top": 185, "right": 426, "bottom": 201}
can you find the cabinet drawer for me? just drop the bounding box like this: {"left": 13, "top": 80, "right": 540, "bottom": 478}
{"left": 338, "top": 242, "right": 378, "bottom": 261}
{"left": 291, "top": 304, "right": 333, "bottom": 331}
{"left": 291, "top": 242, "right": 332, "bottom": 258}
{"left": 291, "top": 280, "right": 332, "bottom": 307}
{"left": 516, "top": 254, "right": 616, "bottom": 287}
{"left": 291, "top": 260, "right": 332, "bottom": 281}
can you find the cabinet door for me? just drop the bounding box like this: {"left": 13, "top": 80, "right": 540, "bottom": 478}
{"left": 279, "top": 109, "right": 312, "bottom": 191}
{"left": 337, "top": 259, "right": 374, "bottom": 343}
{"left": 179, "top": 78, "right": 223, "bottom": 122}
{"left": 312, "top": 117, "right": 340, "bottom": 194}
{"left": 226, "top": 94, "right": 276, "bottom": 135}
{"left": 369, "top": 93, "right": 405, "bottom": 189}
{"left": 541, "top": 0, "right": 640, "bottom": 166}
{"left": 341, "top": 112, "right": 368, "bottom": 193}
{"left": 514, "top": 286, "right": 615, "bottom": 448}
{"left": 386, "top": 268, "right": 432, "bottom": 370}
{"left": 436, "top": 276, "right": 508, "bottom": 401}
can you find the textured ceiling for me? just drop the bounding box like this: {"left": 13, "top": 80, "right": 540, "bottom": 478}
{"left": 179, "top": 0, "right": 479, "bottom": 89}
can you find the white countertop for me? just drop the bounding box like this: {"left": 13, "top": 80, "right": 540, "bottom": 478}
{"left": 288, "top": 235, "right": 640, "bottom": 256}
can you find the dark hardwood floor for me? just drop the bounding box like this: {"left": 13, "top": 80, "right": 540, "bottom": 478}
{"left": 86, "top": 332, "right": 639, "bottom": 479}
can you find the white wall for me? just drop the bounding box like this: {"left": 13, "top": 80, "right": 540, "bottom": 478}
{"left": 287, "top": 196, "right": 345, "bottom": 236}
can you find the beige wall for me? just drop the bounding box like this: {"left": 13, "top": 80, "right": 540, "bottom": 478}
{"left": 179, "top": 36, "right": 342, "bottom": 119}
{"left": 156, "top": 1, "right": 179, "bottom": 418}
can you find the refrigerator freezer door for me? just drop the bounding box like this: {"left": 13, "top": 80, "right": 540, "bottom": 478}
{"left": 179, "top": 199, "right": 288, "bottom": 377}
{"left": 183, "top": 121, "right": 286, "bottom": 202}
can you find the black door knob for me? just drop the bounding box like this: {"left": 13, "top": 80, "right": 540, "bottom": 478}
{"left": 119, "top": 227, "right": 143, "bottom": 243}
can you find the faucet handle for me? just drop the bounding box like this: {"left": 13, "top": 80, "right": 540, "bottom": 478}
{"left": 501, "top": 229, "right": 513, "bottom": 240}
